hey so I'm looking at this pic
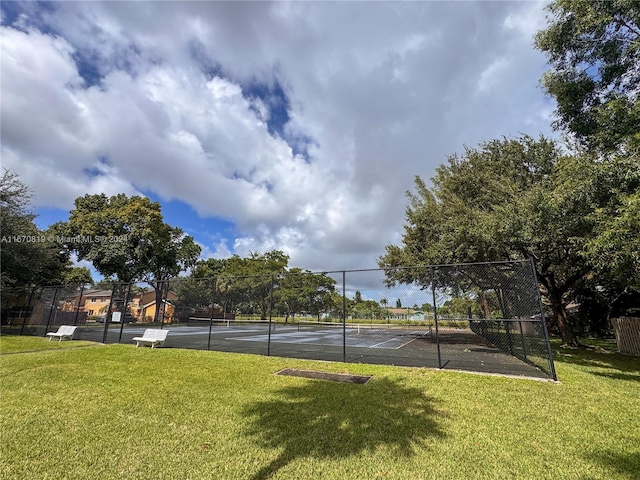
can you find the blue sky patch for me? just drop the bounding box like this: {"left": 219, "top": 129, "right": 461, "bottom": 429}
{"left": 82, "top": 157, "right": 111, "bottom": 179}
{"left": 72, "top": 50, "right": 104, "bottom": 88}
{"left": 1, "top": 1, "right": 24, "bottom": 27}
{"left": 241, "top": 77, "right": 314, "bottom": 160}
{"left": 243, "top": 79, "right": 290, "bottom": 138}
{"left": 1, "top": 1, "right": 58, "bottom": 35}
{"left": 35, "top": 206, "right": 69, "bottom": 230}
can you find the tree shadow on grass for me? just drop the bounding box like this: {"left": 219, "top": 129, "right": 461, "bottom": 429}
{"left": 241, "top": 376, "right": 446, "bottom": 480}
{"left": 587, "top": 450, "right": 640, "bottom": 479}
{"left": 553, "top": 341, "right": 640, "bottom": 375}
{"left": 591, "top": 371, "right": 640, "bottom": 383}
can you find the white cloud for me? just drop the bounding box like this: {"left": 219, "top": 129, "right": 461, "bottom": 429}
{"left": 1, "top": 2, "right": 557, "bottom": 272}
{"left": 195, "top": 239, "right": 232, "bottom": 261}
{"left": 504, "top": 2, "right": 549, "bottom": 39}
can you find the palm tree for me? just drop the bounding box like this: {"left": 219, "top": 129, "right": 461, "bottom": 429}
{"left": 380, "top": 298, "right": 388, "bottom": 320}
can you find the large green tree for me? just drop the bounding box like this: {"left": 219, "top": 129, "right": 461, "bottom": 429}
{"left": 300, "top": 272, "right": 336, "bottom": 321}
{"left": 534, "top": 0, "right": 640, "bottom": 329}
{"left": 534, "top": 0, "right": 640, "bottom": 154}
{"left": 274, "top": 268, "right": 337, "bottom": 323}
{"left": 0, "top": 170, "right": 91, "bottom": 296}
{"left": 183, "top": 253, "right": 339, "bottom": 323}
{"left": 60, "top": 193, "right": 200, "bottom": 322}
{"left": 273, "top": 267, "right": 307, "bottom": 323}
{"left": 188, "top": 251, "right": 289, "bottom": 319}
{"left": 1, "top": 169, "right": 43, "bottom": 290}
{"left": 228, "top": 251, "right": 289, "bottom": 320}
{"left": 379, "top": 136, "right": 595, "bottom": 346}
{"left": 352, "top": 299, "right": 383, "bottom": 321}
{"left": 575, "top": 155, "right": 640, "bottom": 324}
{"left": 584, "top": 156, "right": 640, "bottom": 291}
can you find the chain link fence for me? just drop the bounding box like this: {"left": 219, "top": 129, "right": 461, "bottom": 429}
{"left": 1, "top": 260, "right": 556, "bottom": 380}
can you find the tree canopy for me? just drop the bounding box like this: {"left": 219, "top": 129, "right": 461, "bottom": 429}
{"left": 176, "top": 252, "right": 337, "bottom": 322}
{"left": 273, "top": 267, "right": 337, "bottom": 323}
{"left": 0, "top": 170, "right": 92, "bottom": 294}
{"left": 534, "top": 0, "right": 640, "bottom": 154}
{"left": 59, "top": 194, "right": 200, "bottom": 284}
{"left": 379, "top": 136, "right": 604, "bottom": 345}
{"left": 534, "top": 0, "right": 640, "bottom": 327}
{"left": 582, "top": 156, "right": 640, "bottom": 291}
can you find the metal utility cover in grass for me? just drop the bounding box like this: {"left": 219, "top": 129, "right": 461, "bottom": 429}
{"left": 276, "top": 368, "right": 372, "bottom": 384}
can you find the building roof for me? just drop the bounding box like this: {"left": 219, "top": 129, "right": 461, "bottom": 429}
{"left": 83, "top": 290, "right": 113, "bottom": 297}
{"left": 387, "top": 308, "right": 424, "bottom": 315}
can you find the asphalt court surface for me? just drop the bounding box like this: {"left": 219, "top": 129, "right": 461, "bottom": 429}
{"left": 230, "top": 327, "right": 424, "bottom": 350}
{"left": 11, "top": 322, "right": 551, "bottom": 379}
{"left": 94, "top": 324, "right": 425, "bottom": 350}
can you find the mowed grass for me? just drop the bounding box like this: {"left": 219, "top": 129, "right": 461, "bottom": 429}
{"left": 0, "top": 334, "right": 97, "bottom": 354}
{"left": 1, "top": 336, "right": 639, "bottom": 479}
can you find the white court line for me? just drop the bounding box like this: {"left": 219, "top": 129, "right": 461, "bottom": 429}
{"left": 394, "top": 338, "right": 417, "bottom": 349}
{"left": 370, "top": 337, "right": 404, "bottom": 348}
{"left": 227, "top": 328, "right": 426, "bottom": 350}
{"left": 369, "top": 330, "right": 427, "bottom": 349}
{"left": 370, "top": 337, "right": 416, "bottom": 350}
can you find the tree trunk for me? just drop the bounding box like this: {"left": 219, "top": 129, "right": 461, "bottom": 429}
{"left": 549, "top": 291, "right": 578, "bottom": 346}
{"left": 479, "top": 291, "right": 491, "bottom": 319}
{"left": 153, "top": 284, "right": 164, "bottom": 324}
{"left": 536, "top": 266, "right": 582, "bottom": 347}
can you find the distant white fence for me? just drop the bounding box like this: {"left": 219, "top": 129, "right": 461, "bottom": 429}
{"left": 611, "top": 317, "right": 640, "bottom": 356}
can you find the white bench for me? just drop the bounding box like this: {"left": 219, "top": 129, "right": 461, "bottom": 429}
{"left": 132, "top": 329, "right": 169, "bottom": 348}
{"left": 46, "top": 325, "right": 78, "bottom": 342}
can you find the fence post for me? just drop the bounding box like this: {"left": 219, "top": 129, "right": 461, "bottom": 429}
{"left": 118, "top": 282, "right": 132, "bottom": 343}
{"left": 43, "top": 287, "right": 60, "bottom": 337}
{"left": 102, "top": 283, "right": 117, "bottom": 344}
{"left": 158, "top": 281, "right": 169, "bottom": 330}
{"left": 267, "top": 275, "right": 274, "bottom": 356}
{"left": 529, "top": 258, "right": 557, "bottom": 381}
{"left": 505, "top": 321, "right": 514, "bottom": 355}
{"left": 72, "top": 284, "right": 85, "bottom": 326}
{"left": 518, "top": 320, "right": 528, "bottom": 360}
{"left": 343, "top": 270, "right": 347, "bottom": 363}
{"left": 20, "top": 287, "right": 36, "bottom": 336}
{"left": 207, "top": 278, "right": 217, "bottom": 351}
{"left": 430, "top": 267, "right": 442, "bottom": 369}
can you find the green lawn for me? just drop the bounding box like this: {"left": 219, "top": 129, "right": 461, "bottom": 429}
{"left": 1, "top": 336, "right": 639, "bottom": 479}
{"left": 0, "top": 334, "right": 98, "bottom": 354}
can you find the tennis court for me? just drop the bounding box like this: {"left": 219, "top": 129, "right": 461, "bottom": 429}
{"left": 69, "top": 319, "right": 552, "bottom": 379}
{"left": 76, "top": 321, "right": 430, "bottom": 350}
{"left": 2, "top": 261, "right": 557, "bottom": 380}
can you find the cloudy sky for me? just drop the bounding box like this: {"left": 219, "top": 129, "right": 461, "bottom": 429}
{"left": 1, "top": 1, "right": 557, "bottom": 275}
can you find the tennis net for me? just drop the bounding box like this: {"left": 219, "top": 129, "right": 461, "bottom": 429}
{"left": 187, "top": 317, "right": 271, "bottom": 328}
{"left": 296, "top": 321, "right": 432, "bottom": 337}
